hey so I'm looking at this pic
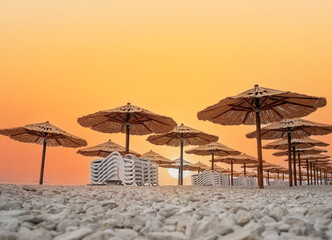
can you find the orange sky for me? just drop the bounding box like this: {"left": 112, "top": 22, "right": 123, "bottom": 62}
{"left": 0, "top": 0, "right": 332, "bottom": 185}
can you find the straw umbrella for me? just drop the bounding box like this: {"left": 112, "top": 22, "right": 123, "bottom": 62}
{"left": 213, "top": 154, "right": 258, "bottom": 185}
{"left": 198, "top": 85, "right": 326, "bottom": 189}
{"left": 247, "top": 119, "right": 332, "bottom": 187}
{"left": 191, "top": 161, "right": 209, "bottom": 173}
{"left": 213, "top": 164, "right": 231, "bottom": 174}
{"left": 262, "top": 137, "right": 329, "bottom": 150}
{"left": 147, "top": 124, "right": 218, "bottom": 185}
{"left": 77, "top": 139, "right": 140, "bottom": 157}
{"left": 185, "top": 142, "right": 241, "bottom": 170}
{"left": 0, "top": 121, "right": 87, "bottom": 185}
{"left": 140, "top": 150, "right": 174, "bottom": 165}
{"left": 274, "top": 147, "right": 327, "bottom": 185}
{"left": 77, "top": 103, "right": 177, "bottom": 154}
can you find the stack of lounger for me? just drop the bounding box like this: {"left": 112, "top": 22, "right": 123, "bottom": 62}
{"left": 90, "top": 152, "right": 159, "bottom": 186}
{"left": 192, "top": 170, "right": 230, "bottom": 186}
{"left": 269, "top": 179, "right": 288, "bottom": 186}
{"left": 233, "top": 176, "right": 257, "bottom": 186}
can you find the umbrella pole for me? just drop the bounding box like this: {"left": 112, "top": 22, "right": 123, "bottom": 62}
{"left": 282, "top": 172, "right": 284, "bottom": 181}
{"left": 298, "top": 152, "right": 302, "bottom": 185}
{"left": 254, "top": 101, "right": 264, "bottom": 189}
{"left": 267, "top": 169, "right": 269, "bottom": 186}
{"left": 39, "top": 138, "right": 47, "bottom": 185}
{"left": 310, "top": 162, "right": 313, "bottom": 185}
{"left": 292, "top": 146, "right": 297, "bottom": 186}
{"left": 231, "top": 160, "right": 233, "bottom": 186}
{"left": 244, "top": 163, "right": 246, "bottom": 176}
{"left": 320, "top": 168, "right": 322, "bottom": 185}
{"left": 211, "top": 152, "right": 215, "bottom": 170}
{"left": 313, "top": 164, "right": 316, "bottom": 185}
{"left": 277, "top": 170, "right": 279, "bottom": 179}
{"left": 287, "top": 130, "right": 293, "bottom": 187}
{"left": 180, "top": 134, "right": 184, "bottom": 186}
{"left": 125, "top": 113, "right": 131, "bottom": 154}
{"left": 306, "top": 158, "right": 309, "bottom": 185}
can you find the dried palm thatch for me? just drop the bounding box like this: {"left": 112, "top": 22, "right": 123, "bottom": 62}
{"left": 214, "top": 154, "right": 257, "bottom": 165}
{"left": 77, "top": 103, "right": 177, "bottom": 153}
{"left": 140, "top": 150, "right": 173, "bottom": 165}
{"left": 197, "top": 84, "right": 326, "bottom": 189}
{"left": 185, "top": 142, "right": 240, "bottom": 170}
{"left": 159, "top": 158, "right": 198, "bottom": 171}
{"left": 262, "top": 137, "right": 329, "bottom": 150}
{"left": 191, "top": 161, "right": 210, "bottom": 172}
{"left": 197, "top": 86, "right": 326, "bottom": 126}
{"left": 213, "top": 164, "right": 230, "bottom": 174}
{"left": 246, "top": 118, "right": 332, "bottom": 140}
{"left": 146, "top": 124, "right": 218, "bottom": 185}
{"left": 147, "top": 124, "right": 218, "bottom": 147}
{"left": 77, "top": 139, "right": 139, "bottom": 157}
{"left": 273, "top": 147, "right": 327, "bottom": 157}
{"left": 0, "top": 121, "right": 87, "bottom": 147}
{"left": 0, "top": 121, "right": 87, "bottom": 185}
{"left": 284, "top": 154, "right": 330, "bottom": 161}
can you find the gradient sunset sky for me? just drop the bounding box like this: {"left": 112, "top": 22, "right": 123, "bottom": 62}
{"left": 1, "top": 0, "right": 332, "bottom": 185}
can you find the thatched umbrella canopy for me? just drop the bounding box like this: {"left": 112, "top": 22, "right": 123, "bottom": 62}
{"left": 273, "top": 147, "right": 327, "bottom": 157}
{"left": 77, "top": 139, "right": 139, "bottom": 157}
{"left": 140, "top": 150, "right": 173, "bottom": 165}
{"left": 198, "top": 85, "right": 326, "bottom": 189}
{"left": 191, "top": 161, "right": 210, "bottom": 173}
{"left": 213, "top": 164, "right": 231, "bottom": 174}
{"left": 0, "top": 121, "right": 87, "bottom": 185}
{"left": 159, "top": 158, "right": 199, "bottom": 172}
{"left": 147, "top": 124, "right": 218, "bottom": 185}
{"left": 247, "top": 119, "right": 332, "bottom": 187}
{"left": 185, "top": 142, "right": 241, "bottom": 170}
{"left": 77, "top": 103, "right": 177, "bottom": 154}
{"left": 213, "top": 154, "right": 257, "bottom": 185}
{"left": 262, "top": 137, "right": 329, "bottom": 150}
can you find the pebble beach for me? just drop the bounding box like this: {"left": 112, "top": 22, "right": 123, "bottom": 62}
{"left": 0, "top": 184, "right": 331, "bottom": 240}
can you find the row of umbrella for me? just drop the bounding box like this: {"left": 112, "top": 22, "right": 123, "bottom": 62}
{"left": 1, "top": 84, "right": 332, "bottom": 187}
{"left": 197, "top": 85, "right": 329, "bottom": 188}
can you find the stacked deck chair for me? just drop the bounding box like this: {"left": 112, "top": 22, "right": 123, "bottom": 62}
{"left": 192, "top": 170, "right": 229, "bottom": 186}
{"left": 234, "top": 176, "right": 257, "bottom": 186}
{"left": 90, "top": 151, "right": 159, "bottom": 186}
{"left": 269, "top": 179, "right": 288, "bottom": 187}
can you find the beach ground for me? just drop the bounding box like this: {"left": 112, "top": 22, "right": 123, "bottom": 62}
{"left": 0, "top": 184, "right": 331, "bottom": 240}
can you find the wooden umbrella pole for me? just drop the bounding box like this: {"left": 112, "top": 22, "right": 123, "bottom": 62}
{"left": 298, "top": 152, "right": 302, "bottom": 185}
{"left": 292, "top": 146, "right": 297, "bottom": 186}
{"left": 255, "top": 98, "right": 264, "bottom": 189}
{"left": 125, "top": 113, "right": 131, "bottom": 154}
{"left": 282, "top": 172, "right": 284, "bottom": 181}
{"left": 267, "top": 169, "right": 270, "bottom": 186}
{"left": 287, "top": 130, "right": 293, "bottom": 187}
{"left": 180, "top": 133, "right": 184, "bottom": 186}
{"left": 320, "top": 168, "right": 322, "bottom": 185}
{"left": 310, "top": 162, "right": 313, "bottom": 185}
{"left": 231, "top": 160, "right": 234, "bottom": 186}
{"left": 244, "top": 162, "right": 246, "bottom": 176}
{"left": 306, "top": 158, "right": 309, "bottom": 185}
{"left": 277, "top": 170, "right": 280, "bottom": 179}
{"left": 211, "top": 152, "right": 215, "bottom": 170}
{"left": 313, "top": 164, "right": 316, "bottom": 185}
{"left": 39, "top": 138, "right": 47, "bottom": 185}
